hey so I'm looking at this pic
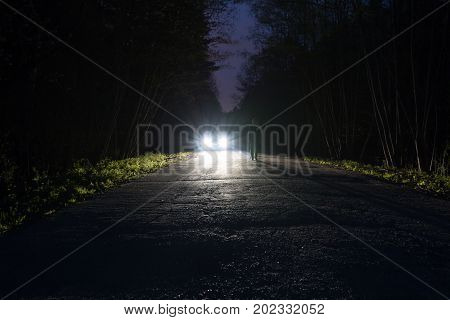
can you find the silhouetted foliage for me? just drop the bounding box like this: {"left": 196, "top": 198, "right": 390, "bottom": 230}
{"left": 0, "top": 0, "right": 225, "bottom": 172}
{"left": 232, "top": 0, "right": 450, "bottom": 173}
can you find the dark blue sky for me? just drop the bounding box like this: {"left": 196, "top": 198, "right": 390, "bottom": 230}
{"left": 213, "top": 3, "right": 256, "bottom": 112}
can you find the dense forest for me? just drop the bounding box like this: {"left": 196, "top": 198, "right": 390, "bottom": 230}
{"left": 0, "top": 0, "right": 225, "bottom": 172}
{"left": 231, "top": 0, "right": 450, "bottom": 173}
{"left": 3, "top": 1, "right": 449, "bottom": 174}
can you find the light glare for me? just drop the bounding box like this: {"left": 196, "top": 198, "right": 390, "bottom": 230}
{"left": 218, "top": 136, "right": 228, "bottom": 149}
{"left": 203, "top": 135, "right": 213, "bottom": 148}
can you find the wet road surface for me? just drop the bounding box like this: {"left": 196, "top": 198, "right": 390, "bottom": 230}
{"left": 1, "top": 151, "right": 449, "bottom": 299}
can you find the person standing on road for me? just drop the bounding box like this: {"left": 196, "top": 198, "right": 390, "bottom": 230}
{"left": 249, "top": 118, "right": 258, "bottom": 161}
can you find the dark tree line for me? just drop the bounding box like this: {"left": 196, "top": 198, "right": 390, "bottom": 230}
{"left": 0, "top": 0, "right": 226, "bottom": 173}
{"left": 231, "top": 0, "right": 450, "bottom": 173}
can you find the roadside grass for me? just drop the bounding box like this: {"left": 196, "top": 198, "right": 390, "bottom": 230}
{"left": 0, "top": 153, "right": 191, "bottom": 233}
{"left": 304, "top": 157, "right": 450, "bottom": 199}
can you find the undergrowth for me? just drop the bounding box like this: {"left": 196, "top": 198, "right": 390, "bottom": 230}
{"left": 305, "top": 157, "right": 450, "bottom": 199}
{"left": 0, "top": 153, "right": 190, "bottom": 233}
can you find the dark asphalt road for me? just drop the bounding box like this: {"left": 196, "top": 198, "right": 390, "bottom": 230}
{"left": 1, "top": 152, "right": 449, "bottom": 299}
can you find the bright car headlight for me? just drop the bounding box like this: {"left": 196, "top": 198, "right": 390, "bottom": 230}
{"left": 218, "top": 136, "right": 228, "bottom": 149}
{"left": 203, "top": 135, "right": 213, "bottom": 148}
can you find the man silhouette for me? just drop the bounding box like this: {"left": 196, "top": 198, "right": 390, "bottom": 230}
{"left": 249, "top": 118, "right": 258, "bottom": 161}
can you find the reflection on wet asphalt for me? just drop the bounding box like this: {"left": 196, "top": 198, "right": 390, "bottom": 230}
{"left": 1, "top": 151, "right": 449, "bottom": 299}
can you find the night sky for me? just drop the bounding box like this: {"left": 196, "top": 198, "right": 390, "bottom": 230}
{"left": 213, "top": 3, "right": 257, "bottom": 112}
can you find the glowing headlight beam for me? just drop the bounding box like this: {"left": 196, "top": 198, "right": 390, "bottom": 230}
{"left": 203, "top": 135, "right": 213, "bottom": 148}
{"left": 218, "top": 136, "right": 228, "bottom": 149}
